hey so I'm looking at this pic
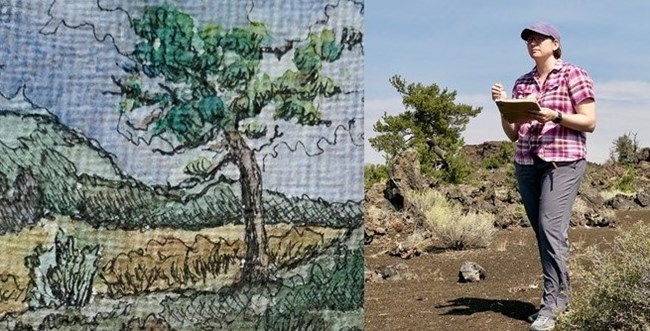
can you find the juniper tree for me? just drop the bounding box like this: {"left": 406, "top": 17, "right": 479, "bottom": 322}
{"left": 111, "top": 5, "right": 359, "bottom": 282}
{"left": 369, "top": 75, "right": 481, "bottom": 183}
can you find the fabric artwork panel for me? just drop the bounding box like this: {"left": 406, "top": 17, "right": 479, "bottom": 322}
{"left": 0, "top": 0, "right": 364, "bottom": 329}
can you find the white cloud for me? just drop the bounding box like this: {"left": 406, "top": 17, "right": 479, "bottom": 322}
{"left": 595, "top": 80, "right": 650, "bottom": 103}
{"left": 459, "top": 94, "right": 508, "bottom": 145}
{"left": 591, "top": 80, "right": 650, "bottom": 162}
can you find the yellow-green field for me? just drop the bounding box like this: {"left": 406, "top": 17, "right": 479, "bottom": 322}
{"left": 0, "top": 216, "right": 346, "bottom": 315}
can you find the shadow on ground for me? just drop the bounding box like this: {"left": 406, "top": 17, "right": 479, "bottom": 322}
{"left": 436, "top": 297, "right": 537, "bottom": 322}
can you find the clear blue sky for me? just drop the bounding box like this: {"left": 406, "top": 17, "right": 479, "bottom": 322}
{"left": 365, "top": 1, "right": 650, "bottom": 164}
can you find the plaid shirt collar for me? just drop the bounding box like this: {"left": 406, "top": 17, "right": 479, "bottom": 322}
{"left": 527, "top": 59, "right": 565, "bottom": 79}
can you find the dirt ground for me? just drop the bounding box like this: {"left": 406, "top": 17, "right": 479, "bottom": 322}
{"left": 364, "top": 210, "right": 650, "bottom": 331}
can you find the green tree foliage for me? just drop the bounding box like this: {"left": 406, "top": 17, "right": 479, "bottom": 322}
{"left": 368, "top": 75, "right": 481, "bottom": 183}
{"left": 364, "top": 163, "right": 388, "bottom": 191}
{"left": 113, "top": 5, "right": 359, "bottom": 283}
{"left": 481, "top": 141, "right": 516, "bottom": 170}
{"left": 610, "top": 132, "right": 639, "bottom": 165}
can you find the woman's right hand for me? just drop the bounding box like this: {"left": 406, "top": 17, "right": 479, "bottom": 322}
{"left": 491, "top": 83, "right": 507, "bottom": 101}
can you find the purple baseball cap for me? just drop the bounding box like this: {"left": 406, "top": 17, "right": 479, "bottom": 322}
{"left": 520, "top": 22, "right": 561, "bottom": 42}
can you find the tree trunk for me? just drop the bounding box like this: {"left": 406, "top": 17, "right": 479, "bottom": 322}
{"left": 226, "top": 131, "right": 269, "bottom": 283}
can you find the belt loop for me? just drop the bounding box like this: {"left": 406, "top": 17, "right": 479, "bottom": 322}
{"left": 551, "top": 161, "right": 558, "bottom": 169}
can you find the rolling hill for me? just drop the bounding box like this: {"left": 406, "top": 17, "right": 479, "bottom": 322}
{"left": 0, "top": 109, "right": 362, "bottom": 232}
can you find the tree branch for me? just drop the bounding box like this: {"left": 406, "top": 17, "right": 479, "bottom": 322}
{"left": 426, "top": 138, "right": 449, "bottom": 171}
{"left": 340, "top": 27, "right": 363, "bottom": 51}
{"left": 260, "top": 121, "right": 362, "bottom": 170}
{"left": 181, "top": 174, "right": 238, "bottom": 203}
{"left": 253, "top": 125, "right": 283, "bottom": 153}
{"left": 102, "top": 75, "right": 126, "bottom": 96}
{"left": 261, "top": 39, "right": 298, "bottom": 60}
{"left": 157, "top": 82, "right": 181, "bottom": 104}
{"left": 177, "top": 152, "right": 236, "bottom": 190}
{"left": 203, "top": 140, "right": 228, "bottom": 153}
{"left": 116, "top": 112, "right": 174, "bottom": 148}
{"left": 151, "top": 127, "right": 221, "bottom": 156}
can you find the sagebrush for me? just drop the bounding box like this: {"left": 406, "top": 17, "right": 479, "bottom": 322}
{"left": 24, "top": 229, "right": 100, "bottom": 308}
{"left": 406, "top": 189, "right": 496, "bottom": 249}
{"left": 556, "top": 222, "right": 650, "bottom": 330}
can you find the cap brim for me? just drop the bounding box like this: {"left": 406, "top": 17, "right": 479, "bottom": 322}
{"left": 520, "top": 28, "right": 553, "bottom": 40}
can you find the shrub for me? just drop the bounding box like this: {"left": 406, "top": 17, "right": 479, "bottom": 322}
{"left": 364, "top": 205, "right": 384, "bottom": 222}
{"left": 610, "top": 168, "right": 637, "bottom": 193}
{"left": 24, "top": 229, "right": 100, "bottom": 308}
{"left": 37, "top": 313, "right": 96, "bottom": 331}
{"left": 0, "top": 273, "right": 25, "bottom": 302}
{"left": 610, "top": 132, "right": 639, "bottom": 165}
{"left": 101, "top": 236, "right": 240, "bottom": 297}
{"left": 256, "top": 245, "right": 363, "bottom": 330}
{"left": 556, "top": 222, "right": 650, "bottom": 330}
{"left": 160, "top": 241, "right": 363, "bottom": 330}
{"left": 406, "top": 189, "right": 496, "bottom": 249}
{"left": 481, "top": 141, "right": 515, "bottom": 170}
{"left": 267, "top": 227, "right": 339, "bottom": 269}
{"left": 101, "top": 227, "right": 340, "bottom": 298}
{"left": 438, "top": 151, "right": 473, "bottom": 184}
{"left": 124, "top": 314, "right": 172, "bottom": 331}
{"left": 256, "top": 310, "right": 326, "bottom": 331}
{"left": 0, "top": 168, "right": 43, "bottom": 234}
{"left": 364, "top": 163, "right": 388, "bottom": 191}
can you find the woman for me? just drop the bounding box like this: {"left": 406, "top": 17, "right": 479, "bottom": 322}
{"left": 491, "top": 22, "right": 596, "bottom": 331}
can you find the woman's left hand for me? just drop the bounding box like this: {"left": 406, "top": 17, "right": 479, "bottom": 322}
{"left": 527, "top": 107, "right": 558, "bottom": 123}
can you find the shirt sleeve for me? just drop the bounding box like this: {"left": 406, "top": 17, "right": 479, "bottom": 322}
{"left": 567, "top": 66, "right": 595, "bottom": 106}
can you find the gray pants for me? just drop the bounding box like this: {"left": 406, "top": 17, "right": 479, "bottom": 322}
{"left": 515, "top": 157, "right": 586, "bottom": 318}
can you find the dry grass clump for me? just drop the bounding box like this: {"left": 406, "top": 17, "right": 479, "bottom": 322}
{"left": 572, "top": 197, "right": 590, "bottom": 216}
{"left": 600, "top": 189, "right": 635, "bottom": 201}
{"left": 0, "top": 274, "right": 25, "bottom": 303}
{"left": 365, "top": 205, "right": 384, "bottom": 221}
{"left": 405, "top": 189, "right": 496, "bottom": 250}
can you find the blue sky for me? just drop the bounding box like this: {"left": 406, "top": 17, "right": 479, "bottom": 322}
{"left": 365, "top": 1, "right": 650, "bottom": 164}
{"left": 0, "top": 0, "right": 363, "bottom": 202}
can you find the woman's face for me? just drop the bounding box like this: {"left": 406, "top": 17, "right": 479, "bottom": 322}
{"left": 525, "top": 33, "right": 559, "bottom": 60}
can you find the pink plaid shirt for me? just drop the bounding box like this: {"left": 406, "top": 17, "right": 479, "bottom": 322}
{"left": 511, "top": 59, "right": 595, "bottom": 165}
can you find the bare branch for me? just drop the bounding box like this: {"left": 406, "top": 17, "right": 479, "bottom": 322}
{"left": 261, "top": 39, "right": 298, "bottom": 60}
{"left": 136, "top": 108, "right": 164, "bottom": 130}
{"left": 203, "top": 140, "right": 229, "bottom": 154}
{"left": 116, "top": 112, "right": 175, "bottom": 149}
{"left": 340, "top": 27, "right": 363, "bottom": 51}
{"left": 253, "top": 125, "right": 283, "bottom": 153}
{"left": 102, "top": 75, "right": 126, "bottom": 96}
{"left": 151, "top": 127, "right": 221, "bottom": 156}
